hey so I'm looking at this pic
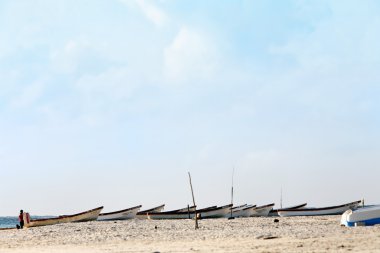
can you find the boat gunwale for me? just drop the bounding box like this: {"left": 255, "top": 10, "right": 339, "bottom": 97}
{"left": 137, "top": 204, "right": 165, "bottom": 214}
{"left": 243, "top": 203, "right": 274, "bottom": 211}
{"left": 99, "top": 205, "right": 142, "bottom": 216}
{"left": 29, "top": 206, "right": 104, "bottom": 222}
{"left": 278, "top": 200, "right": 361, "bottom": 213}
{"left": 147, "top": 204, "right": 233, "bottom": 216}
{"left": 270, "top": 203, "right": 307, "bottom": 212}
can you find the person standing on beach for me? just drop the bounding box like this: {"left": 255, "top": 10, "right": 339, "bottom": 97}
{"left": 18, "top": 210, "right": 24, "bottom": 229}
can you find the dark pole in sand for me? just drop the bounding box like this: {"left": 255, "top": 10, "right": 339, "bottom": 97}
{"left": 188, "top": 172, "right": 199, "bottom": 229}
{"left": 228, "top": 167, "right": 235, "bottom": 220}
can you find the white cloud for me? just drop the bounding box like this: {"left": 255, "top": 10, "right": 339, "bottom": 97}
{"left": 9, "top": 79, "right": 46, "bottom": 109}
{"left": 119, "top": 0, "right": 168, "bottom": 27}
{"left": 163, "top": 27, "right": 220, "bottom": 84}
{"left": 74, "top": 66, "right": 144, "bottom": 125}
{"left": 271, "top": 1, "right": 380, "bottom": 70}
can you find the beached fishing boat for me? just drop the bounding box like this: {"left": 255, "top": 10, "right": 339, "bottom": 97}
{"left": 227, "top": 204, "right": 256, "bottom": 218}
{"left": 147, "top": 204, "right": 233, "bottom": 220}
{"left": 268, "top": 203, "right": 307, "bottom": 217}
{"left": 278, "top": 200, "right": 361, "bottom": 217}
{"left": 198, "top": 204, "right": 233, "bottom": 219}
{"left": 341, "top": 205, "right": 380, "bottom": 227}
{"left": 23, "top": 206, "right": 103, "bottom": 228}
{"left": 136, "top": 204, "right": 165, "bottom": 219}
{"left": 242, "top": 203, "right": 275, "bottom": 217}
{"left": 98, "top": 205, "right": 142, "bottom": 221}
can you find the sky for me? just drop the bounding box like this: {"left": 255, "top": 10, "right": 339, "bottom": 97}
{"left": 0, "top": 0, "right": 380, "bottom": 216}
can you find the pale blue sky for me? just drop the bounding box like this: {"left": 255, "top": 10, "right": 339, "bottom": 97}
{"left": 1, "top": 0, "right": 379, "bottom": 216}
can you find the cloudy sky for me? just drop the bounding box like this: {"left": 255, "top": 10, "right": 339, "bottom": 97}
{"left": 1, "top": 0, "right": 379, "bottom": 216}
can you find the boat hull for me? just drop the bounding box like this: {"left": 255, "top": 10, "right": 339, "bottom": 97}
{"left": 147, "top": 205, "right": 233, "bottom": 220}
{"left": 278, "top": 201, "right": 361, "bottom": 217}
{"left": 136, "top": 204, "right": 165, "bottom": 219}
{"left": 341, "top": 205, "right": 380, "bottom": 227}
{"left": 23, "top": 207, "right": 103, "bottom": 228}
{"left": 268, "top": 203, "right": 308, "bottom": 217}
{"left": 98, "top": 205, "right": 142, "bottom": 221}
{"left": 245, "top": 204, "right": 275, "bottom": 217}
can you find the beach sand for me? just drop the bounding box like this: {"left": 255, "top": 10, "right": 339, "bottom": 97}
{"left": 1, "top": 216, "right": 380, "bottom": 252}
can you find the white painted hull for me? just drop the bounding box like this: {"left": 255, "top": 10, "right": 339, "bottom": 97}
{"left": 268, "top": 203, "right": 308, "bottom": 217}
{"left": 136, "top": 204, "right": 165, "bottom": 219}
{"left": 246, "top": 204, "right": 275, "bottom": 217}
{"left": 23, "top": 207, "right": 103, "bottom": 228}
{"left": 148, "top": 212, "right": 195, "bottom": 220}
{"left": 278, "top": 201, "right": 361, "bottom": 217}
{"left": 341, "top": 205, "right": 380, "bottom": 227}
{"left": 98, "top": 206, "right": 141, "bottom": 221}
{"left": 147, "top": 205, "right": 233, "bottom": 220}
{"left": 199, "top": 205, "right": 232, "bottom": 219}
{"left": 227, "top": 205, "right": 255, "bottom": 218}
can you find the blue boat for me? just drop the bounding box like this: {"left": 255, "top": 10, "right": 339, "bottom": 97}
{"left": 341, "top": 205, "right": 380, "bottom": 227}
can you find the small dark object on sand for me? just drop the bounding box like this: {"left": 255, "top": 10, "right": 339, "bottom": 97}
{"left": 155, "top": 226, "right": 158, "bottom": 229}
{"left": 274, "top": 219, "right": 279, "bottom": 223}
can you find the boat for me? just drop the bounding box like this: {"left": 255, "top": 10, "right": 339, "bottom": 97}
{"left": 198, "top": 204, "right": 233, "bottom": 219}
{"left": 243, "top": 203, "right": 275, "bottom": 217}
{"left": 278, "top": 200, "right": 362, "bottom": 217}
{"left": 136, "top": 204, "right": 165, "bottom": 219}
{"left": 146, "top": 204, "right": 233, "bottom": 220}
{"left": 168, "top": 206, "right": 196, "bottom": 213}
{"left": 227, "top": 204, "right": 256, "bottom": 218}
{"left": 23, "top": 206, "right": 103, "bottom": 228}
{"left": 268, "top": 203, "right": 307, "bottom": 217}
{"left": 97, "top": 205, "right": 142, "bottom": 221}
{"left": 341, "top": 205, "right": 380, "bottom": 227}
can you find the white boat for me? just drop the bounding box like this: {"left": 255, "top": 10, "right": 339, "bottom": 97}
{"left": 244, "top": 203, "right": 275, "bottom": 217}
{"left": 278, "top": 200, "right": 361, "bottom": 217}
{"left": 198, "top": 204, "right": 233, "bottom": 219}
{"left": 341, "top": 205, "right": 380, "bottom": 227}
{"left": 227, "top": 204, "right": 256, "bottom": 218}
{"left": 98, "top": 205, "right": 142, "bottom": 221}
{"left": 147, "top": 209, "right": 195, "bottom": 219}
{"left": 23, "top": 206, "right": 103, "bottom": 228}
{"left": 147, "top": 204, "right": 232, "bottom": 220}
{"left": 136, "top": 204, "right": 165, "bottom": 219}
{"left": 268, "top": 203, "right": 308, "bottom": 217}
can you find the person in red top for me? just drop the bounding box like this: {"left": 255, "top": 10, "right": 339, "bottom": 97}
{"left": 18, "top": 210, "right": 24, "bottom": 229}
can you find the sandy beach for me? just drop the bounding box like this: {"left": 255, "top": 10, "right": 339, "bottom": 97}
{"left": 1, "top": 216, "right": 380, "bottom": 252}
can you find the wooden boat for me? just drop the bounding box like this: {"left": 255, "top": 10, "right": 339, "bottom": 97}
{"left": 98, "top": 205, "right": 142, "bottom": 221}
{"left": 341, "top": 205, "right": 380, "bottom": 227}
{"left": 278, "top": 200, "right": 361, "bottom": 217}
{"left": 268, "top": 203, "right": 307, "bottom": 217}
{"left": 198, "top": 204, "right": 233, "bottom": 219}
{"left": 136, "top": 204, "right": 165, "bottom": 219}
{"left": 243, "top": 203, "right": 275, "bottom": 217}
{"left": 147, "top": 204, "right": 233, "bottom": 220}
{"left": 23, "top": 206, "right": 103, "bottom": 228}
{"left": 169, "top": 206, "right": 196, "bottom": 213}
{"left": 227, "top": 204, "right": 256, "bottom": 218}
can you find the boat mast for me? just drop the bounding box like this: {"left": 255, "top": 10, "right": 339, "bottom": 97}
{"left": 188, "top": 172, "right": 199, "bottom": 229}
{"left": 228, "top": 167, "right": 235, "bottom": 220}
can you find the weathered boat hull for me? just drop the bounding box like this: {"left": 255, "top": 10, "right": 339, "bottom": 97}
{"left": 98, "top": 205, "right": 142, "bottom": 221}
{"left": 198, "top": 204, "right": 233, "bottom": 219}
{"left": 23, "top": 206, "right": 103, "bottom": 228}
{"left": 136, "top": 204, "right": 165, "bottom": 219}
{"left": 341, "top": 205, "right": 380, "bottom": 227}
{"left": 278, "top": 201, "right": 361, "bottom": 217}
{"left": 147, "top": 204, "right": 233, "bottom": 220}
{"left": 227, "top": 204, "right": 255, "bottom": 218}
{"left": 268, "top": 203, "right": 307, "bottom": 217}
{"left": 245, "top": 203, "right": 275, "bottom": 217}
